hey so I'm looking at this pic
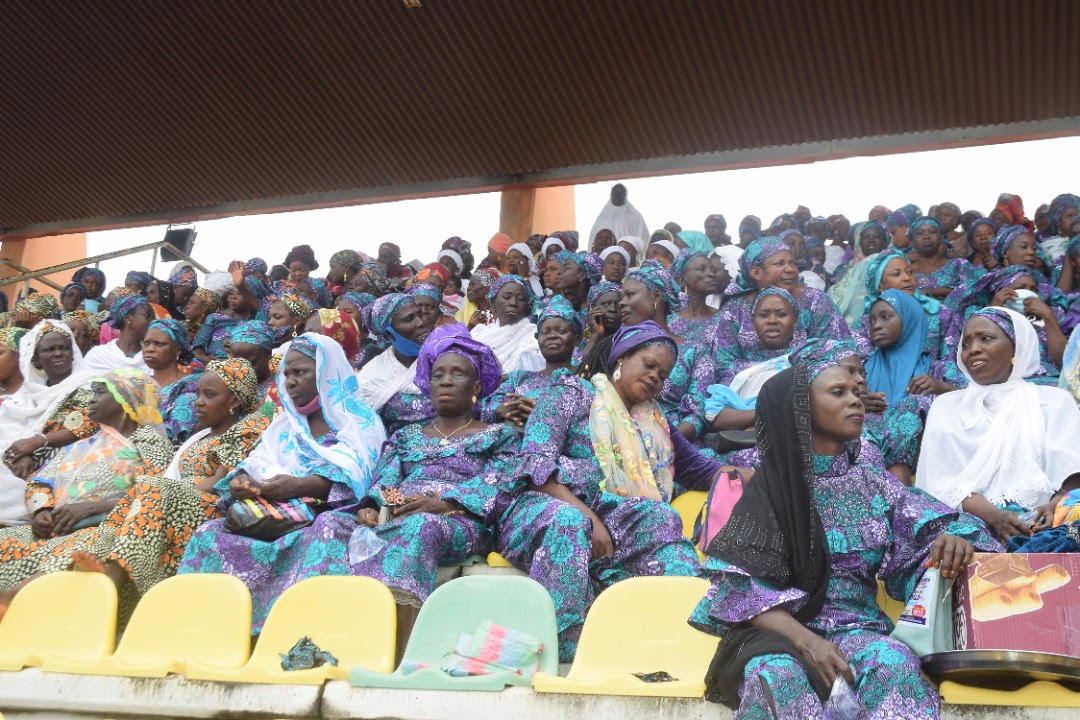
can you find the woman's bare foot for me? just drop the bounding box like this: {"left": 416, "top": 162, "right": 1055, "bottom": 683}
{"left": 0, "top": 589, "right": 16, "bottom": 622}
{"left": 69, "top": 551, "right": 107, "bottom": 574}
{"left": 69, "top": 551, "right": 128, "bottom": 591}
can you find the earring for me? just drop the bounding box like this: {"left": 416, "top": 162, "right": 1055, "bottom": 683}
{"left": 613, "top": 362, "right": 623, "bottom": 381}
{"left": 471, "top": 395, "right": 478, "bottom": 404}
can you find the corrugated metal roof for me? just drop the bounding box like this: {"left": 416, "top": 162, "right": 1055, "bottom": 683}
{"left": 2, "top": 0, "right": 1079, "bottom": 234}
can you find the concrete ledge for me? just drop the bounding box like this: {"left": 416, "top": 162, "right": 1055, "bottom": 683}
{"left": 321, "top": 683, "right": 719, "bottom": 720}
{"left": 2, "top": 671, "right": 1080, "bottom": 719}
{"left": 321, "top": 682, "right": 1080, "bottom": 720}
{"left": 0, "top": 668, "right": 320, "bottom": 718}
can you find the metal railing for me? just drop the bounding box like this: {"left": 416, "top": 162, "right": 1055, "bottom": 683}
{"left": 0, "top": 241, "right": 208, "bottom": 288}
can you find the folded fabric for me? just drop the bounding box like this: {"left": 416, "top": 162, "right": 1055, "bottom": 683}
{"left": 438, "top": 620, "right": 543, "bottom": 679}
{"left": 280, "top": 636, "right": 339, "bottom": 671}
{"left": 705, "top": 384, "right": 755, "bottom": 420}
{"left": 1008, "top": 521, "right": 1080, "bottom": 553}
{"left": 1054, "top": 488, "right": 1080, "bottom": 527}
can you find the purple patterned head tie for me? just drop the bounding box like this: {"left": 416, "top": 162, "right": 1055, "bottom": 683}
{"left": 970, "top": 307, "right": 1016, "bottom": 345}
{"left": 607, "top": 320, "right": 677, "bottom": 367}
{"left": 789, "top": 337, "right": 859, "bottom": 383}
{"left": 991, "top": 224, "right": 1031, "bottom": 263}
{"left": 413, "top": 322, "right": 503, "bottom": 399}
{"left": 556, "top": 251, "right": 602, "bottom": 286}
{"left": 486, "top": 274, "right": 534, "bottom": 307}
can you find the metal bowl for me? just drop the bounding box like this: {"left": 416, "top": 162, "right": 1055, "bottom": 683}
{"left": 923, "top": 650, "right": 1080, "bottom": 684}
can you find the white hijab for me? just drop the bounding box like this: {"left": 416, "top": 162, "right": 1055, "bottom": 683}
{"left": 241, "top": 334, "right": 386, "bottom": 498}
{"left": 916, "top": 307, "right": 1080, "bottom": 510}
{"left": 0, "top": 320, "right": 94, "bottom": 524}
{"left": 589, "top": 199, "right": 649, "bottom": 245}
{"left": 355, "top": 346, "right": 421, "bottom": 411}
{"left": 470, "top": 317, "right": 545, "bottom": 373}
{"left": 82, "top": 338, "right": 149, "bottom": 374}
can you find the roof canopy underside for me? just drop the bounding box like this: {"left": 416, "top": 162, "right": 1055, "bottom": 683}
{"left": 3, "top": 0, "right": 1079, "bottom": 236}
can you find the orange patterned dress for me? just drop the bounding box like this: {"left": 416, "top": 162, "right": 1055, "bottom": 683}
{"left": 0, "top": 413, "right": 269, "bottom": 615}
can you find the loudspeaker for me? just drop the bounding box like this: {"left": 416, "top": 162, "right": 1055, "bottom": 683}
{"left": 160, "top": 227, "right": 196, "bottom": 262}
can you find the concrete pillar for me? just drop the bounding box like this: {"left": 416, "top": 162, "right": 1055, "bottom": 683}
{"left": 0, "top": 233, "right": 88, "bottom": 307}
{"left": 499, "top": 185, "right": 576, "bottom": 243}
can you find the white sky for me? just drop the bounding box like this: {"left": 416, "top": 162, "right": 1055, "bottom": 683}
{"left": 87, "top": 136, "right": 1080, "bottom": 283}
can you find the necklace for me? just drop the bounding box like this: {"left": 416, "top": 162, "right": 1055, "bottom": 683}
{"left": 431, "top": 417, "right": 473, "bottom": 446}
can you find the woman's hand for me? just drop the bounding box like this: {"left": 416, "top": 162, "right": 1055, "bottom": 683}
{"left": 990, "top": 287, "right": 1018, "bottom": 308}
{"left": 1029, "top": 502, "right": 1056, "bottom": 533}
{"left": 861, "top": 392, "right": 888, "bottom": 415}
{"left": 11, "top": 310, "right": 36, "bottom": 329}
{"left": 494, "top": 394, "right": 535, "bottom": 426}
{"left": 8, "top": 456, "right": 37, "bottom": 480}
{"left": 228, "top": 260, "right": 245, "bottom": 288}
{"left": 989, "top": 509, "right": 1031, "bottom": 541}
{"left": 794, "top": 633, "right": 854, "bottom": 687}
{"left": 587, "top": 308, "right": 605, "bottom": 337}
{"left": 393, "top": 496, "right": 455, "bottom": 518}
{"left": 355, "top": 508, "right": 379, "bottom": 527}
{"left": 907, "top": 374, "right": 954, "bottom": 396}
{"left": 30, "top": 509, "right": 54, "bottom": 538}
{"left": 926, "top": 534, "right": 975, "bottom": 579}
{"left": 228, "top": 473, "right": 262, "bottom": 501}
{"left": 5, "top": 436, "right": 44, "bottom": 463}
{"left": 926, "top": 287, "right": 952, "bottom": 300}
{"left": 587, "top": 512, "right": 615, "bottom": 560}
{"left": 1023, "top": 296, "right": 1054, "bottom": 323}
{"left": 50, "top": 502, "right": 108, "bottom": 537}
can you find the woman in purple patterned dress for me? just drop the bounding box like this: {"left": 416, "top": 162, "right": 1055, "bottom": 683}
{"left": 491, "top": 302, "right": 704, "bottom": 660}
{"left": 338, "top": 324, "right": 518, "bottom": 637}
{"left": 715, "top": 237, "right": 851, "bottom": 390}
{"left": 691, "top": 355, "right": 1001, "bottom": 720}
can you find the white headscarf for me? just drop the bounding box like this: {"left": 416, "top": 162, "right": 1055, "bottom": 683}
{"left": 82, "top": 338, "right": 150, "bottom": 374}
{"left": 241, "top": 333, "right": 386, "bottom": 499}
{"left": 0, "top": 320, "right": 94, "bottom": 524}
{"left": 600, "top": 246, "right": 631, "bottom": 266}
{"left": 916, "top": 307, "right": 1080, "bottom": 510}
{"left": 619, "top": 235, "right": 646, "bottom": 265}
{"left": 506, "top": 243, "right": 537, "bottom": 274}
{"left": 541, "top": 238, "right": 566, "bottom": 257}
{"left": 649, "top": 239, "right": 680, "bottom": 259}
{"left": 436, "top": 249, "right": 463, "bottom": 274}
{"left": 470, "top": 317, "right": 545, "bottom": 374}
{"left": 355, "top": 347, "right": 421, "bottom": 412}
{"left": 589, "top": 199, "right": 650, "bottom": 246}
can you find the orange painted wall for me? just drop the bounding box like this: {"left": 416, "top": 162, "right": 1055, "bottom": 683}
{"left": 498, "top": 186, "right": 576, "bottom": 243}
{"left": 0, "top": 233, "right": 88, "bottom": 307}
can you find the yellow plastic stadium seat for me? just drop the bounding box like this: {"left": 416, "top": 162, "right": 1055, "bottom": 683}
{"left": 670, "top": 491, "right": 706, "bottom": 541}
{"left": 532, "top": 576, "right": 718, "bottom": 697}
{"left": 940, "top": 680, "right": 1080, "bottom": 707}
{"left": 486, "top": 552, "right": 513, "bottom": 567}
{"left": 42, "top": 574, "right": 252, "bottom": 677}
{"left": 185, "top": 576, "right": 395, "bottom": 685}
{"left": 0, "top": 572, "right": 117, "bottom": 671}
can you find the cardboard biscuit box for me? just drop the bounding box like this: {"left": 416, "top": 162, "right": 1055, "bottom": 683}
{"left": 954, "top": 553, "right": 1080, "bottom": 657}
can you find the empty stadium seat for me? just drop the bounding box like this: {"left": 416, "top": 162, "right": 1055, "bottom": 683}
{"left": 669, "top": 491, "right": 706, "bottom": 541}
{"left": 532, "top": 576, "right": 718, "bottom": 697}
{"left": 42, "top": 574, "right": 252, "bottom": 677}
{"left": 0, "top": 572, "right": 117, "bottom": 671}
{"left": 185, "top": 575, "right": 395, "bottom": 685}
{"left": 350, "top": 575, "right": 558, "bottom": 691}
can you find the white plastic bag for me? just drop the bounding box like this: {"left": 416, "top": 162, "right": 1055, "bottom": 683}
{"left": 821, "top": 675, "right": 864, "bottom": 720}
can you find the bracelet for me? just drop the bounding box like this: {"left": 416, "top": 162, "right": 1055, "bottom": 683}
{"left": 37, "top": 433, "right": 49, "bottom": 449}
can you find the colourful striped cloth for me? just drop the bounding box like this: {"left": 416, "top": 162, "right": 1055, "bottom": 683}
{"left": 440, "top": 620, "right": 543, "bottom": 679}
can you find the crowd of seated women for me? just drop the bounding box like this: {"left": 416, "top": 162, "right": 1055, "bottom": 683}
{"left": 1, "top": 189, "right": 1080, "bottom": 720}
